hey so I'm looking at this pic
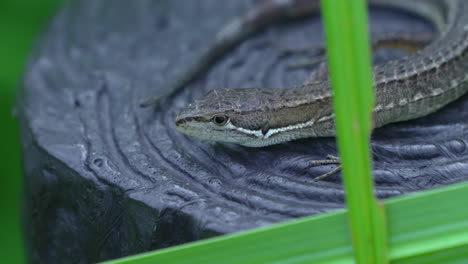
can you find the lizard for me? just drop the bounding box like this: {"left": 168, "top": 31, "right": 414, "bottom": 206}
{"left": 165, "top": 0, "right": 468, "bottom": 180}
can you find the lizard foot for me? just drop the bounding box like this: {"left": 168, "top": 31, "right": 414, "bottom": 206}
{"left": 308, "top": 155, "right": 342, "bottom": 182}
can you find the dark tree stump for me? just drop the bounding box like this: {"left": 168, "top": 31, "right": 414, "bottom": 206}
{"left": 18, "top": 0, "right": 468, "bottom": 263}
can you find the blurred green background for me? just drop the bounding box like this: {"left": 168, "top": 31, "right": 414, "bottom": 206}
{"left": 0, "top": 0, "right": 62, "bottom": 263}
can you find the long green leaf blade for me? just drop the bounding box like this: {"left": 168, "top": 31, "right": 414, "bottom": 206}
{"left": 321, "top": 0, "right": 388, "bottom": 263}
{"left": 102, "top": 182, "right": 468, "bottom": 264}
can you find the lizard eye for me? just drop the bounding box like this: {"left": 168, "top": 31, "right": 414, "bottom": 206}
{"left": 212, "top": 114, "right": 229, "bottom": 126}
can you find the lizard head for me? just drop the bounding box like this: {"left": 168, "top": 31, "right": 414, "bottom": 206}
{"left": 175, "top": 87, "right": 335, "bottom": 147}
{"left": 175, "top": 89, "right": 272, "bottom": 147}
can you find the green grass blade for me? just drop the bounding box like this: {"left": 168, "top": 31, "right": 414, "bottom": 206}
{"left": 387, "top": 183, "right": 468, "bottom": 263}
{"left": 321, "top": 0, "right": 388, "bottom": 263}
{"left": 102, "top": 182, "right": 468, "bottom": 264}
